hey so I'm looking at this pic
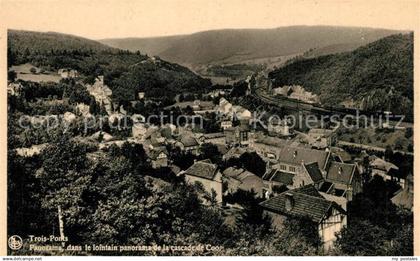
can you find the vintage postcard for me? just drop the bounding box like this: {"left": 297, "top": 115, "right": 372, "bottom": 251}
{"left": 1, "top": 0, "right": 419, "bottom": 258}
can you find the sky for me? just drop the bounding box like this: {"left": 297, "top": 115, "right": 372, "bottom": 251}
{"left": 1, "top": 0, "right": 419, "bottom": 40}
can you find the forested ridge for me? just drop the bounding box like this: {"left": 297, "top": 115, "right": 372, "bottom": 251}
{"left": 269, "top": 33, "right": 413, "bottom": 118}
{"left": 8, "top": 30, "right": 212, "bottom": 103}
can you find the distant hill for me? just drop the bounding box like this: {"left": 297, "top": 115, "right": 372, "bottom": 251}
{"left": 100, "top": 26, "right": 403, "bottom": 67}
{"left": 8, "top": 30, "right": 116, "bottom": 54}
{"left": 8, "top": 30, "right": 212, "bottom": 101}
{"left": 268, "top": 33, "right": 414, "bottom": 118}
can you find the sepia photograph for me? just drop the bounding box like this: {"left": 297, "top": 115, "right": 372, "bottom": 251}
{"left": 1, "top": 0, "right": 419, "bottom": 258}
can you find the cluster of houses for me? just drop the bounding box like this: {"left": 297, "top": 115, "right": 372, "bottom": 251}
{"left": 10, "top": 73, "right": 412, "bottom": 251}
{"left": 272, "top": 85, "right": 320, "bottom": 104}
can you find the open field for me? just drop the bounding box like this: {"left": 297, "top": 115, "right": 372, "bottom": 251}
{"left": 10, "top": 63, "right": 62, "bottom": 83}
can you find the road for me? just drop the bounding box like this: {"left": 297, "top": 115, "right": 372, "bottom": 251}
{"left": 337, "top": 140, "right": 413, "bottom": 156}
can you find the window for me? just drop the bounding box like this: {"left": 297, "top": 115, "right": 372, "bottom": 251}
{"left": 280, "top": 165, "right": 286, "bottom": 171}
{"left": 289, "top": 166, "right": 296, "bottom": 172}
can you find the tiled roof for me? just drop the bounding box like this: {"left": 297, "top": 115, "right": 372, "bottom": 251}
{"left": 223, "top": 147, "right": 247, "bottom": 159}
{"left": 326, "top": 162, "right": 355, "bottom": 185}
{"left": 179, "top": 135, "right": 199, "bottom": 147}
{"left": 185, "top": 160, "right": 219, "bottom": 180}
{"left": 278, "top": 146, "right": 330, "bottom": 169}
{"left": 147, "top": 147, "right": 168, "bottom": 160}
{"left": 271, "top": 171, "right": 294, "bottom": 185}
{"left": 223, "top": 167, "right": 258, "bottom": 183}
{"left": 304, "top": 162, "right": 324, "bottom": 183}
{"left": 203, "top": 132, "right": 225, "bottom": 139}
{"left": 263, "top": 169, "right": 294, "bottom": 186}
{"left": 370, "top": 157, "right": 399, "bottom": 172}
{"left": 260, "top": 185, "right": 344, "bottom": 223}
{"left": 319, "top": 181, "right": 333, "bottom": 193}
{"left": 223, "top": 167, "right": 244, "bottom": 179}
{"left": 331, "top": 150, "right": 352, "bottom": 162}
{"left": 391, "top": 189, "right": 413, "bottom": 210}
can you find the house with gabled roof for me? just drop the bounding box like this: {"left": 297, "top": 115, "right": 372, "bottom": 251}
{"left": 321, "top": 162, "right": 362, "bottom": 201}
{"left": 307, "top": 128, "right": 337, "bottom": 149}
{"left": 262, "top": 162, "right": 324, "bottom": 195}
{"left": 259, "top": 185, "right": 347, "bottom": 251}
{"left": 272, "top": 146, "right": 331, "bottom": 178}
{"left": 146, "top": 147, "right": 168, "bottom": 169}
{"left": 249, "top": 134, "right": 290, "bottom": 161}
{"left": 224, "top": 124, "right": 250, "bottom": 147}
{"left": 183, "top": 159, "right": 223, "bottom": 203}
{"left": 369, "top": 156, "right": 404, "bottom": 187}
{"left": 222, "top": 167, "right": 264, "bottom": 197}
{"left": 391, "top": 173, "right": 413, "bottom": 211}
{"left": 330, "top": 147, "right": 352, "bottom": 163}
{"left": 175, "top": 134, "right": 200, "bottom": 155}
{"left": 262, "top": 169, "right": 294, "bottom": 194}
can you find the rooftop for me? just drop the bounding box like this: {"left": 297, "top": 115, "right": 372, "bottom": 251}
{"left": 303, "top": 162, "right": 324, "bottom": 183}
{"left": 223, "top": 167, "right": 258, "bottom": 183}
{"left": 260, "top": 185, "right": 345, "bottom": 223}
{"left": 178, "top": 135, "right": 199, "bottom": 147}
{"left": 278, "top": 146, "right": 330, "bottom": 169}
{"left": 326, "top": 162, "right": 356, "bottom": 185}
{"left": 184, "top": 160, "right": 219, "bottom": 180}
{"left": 262, "top": 169, "right": 294, "bottom": 186}
{"left": 370, "top": 156, "right": 399, "bottom": 172}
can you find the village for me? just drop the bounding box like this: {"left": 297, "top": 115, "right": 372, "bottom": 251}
{"left": 8, "top": 64, "right": 413, "bottom": 252}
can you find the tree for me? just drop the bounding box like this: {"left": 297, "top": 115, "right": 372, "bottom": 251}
{"left": 89, "top": 97, "right": 99, "bottom": 115}
{"left": 394, "top": 137, "right": 404, "bottom": 150}
{"left": 407, "top": 143, "right": 413, "bottom": 152}
{"left": 199, "top": 143, "right": 221, "bottom": 164}
{"left": 334, "top": 176, "right": 413, "bottom": 255}
{"left": 36, "top": 136, "right": 93, "bottom": 241}
{"left": 388, "top": 216, "right": 413, "bottom": 256}
{"left": 384, "top": 145, "right": 393, "bottom": 161}
{"left": 239, "top": 152, "right": 266, "bottom": 177}
{"left": 231, "top": 216, "right": 321, "bottom": 255}
{"left": 404, "top": 128, "right": 413, "bottom": 138}
{"left": 230, "top": 81, "right": 248, "bottom": 97}
{"left": 170, "top": 148, "right": 196, "bottom": 170}
{"left": 8, "top": 70, "right": 17, "bottom": 82}
{"left": 335, "top": 219, "right": 388, "bottom": 255}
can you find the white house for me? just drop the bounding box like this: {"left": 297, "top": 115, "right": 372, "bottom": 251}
{"left": 260, "top": 185, "right": 347, "bottom": 251}
{"left": 183, "top": 160, "right": 223, "bottom": 204}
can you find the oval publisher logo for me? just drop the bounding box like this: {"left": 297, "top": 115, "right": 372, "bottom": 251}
{"left": 8, "top": 235, "right": 23, "bottom": 250}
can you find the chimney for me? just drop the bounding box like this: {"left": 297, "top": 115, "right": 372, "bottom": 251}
{"left": 285, "top": 193, "right": 294, "bottom": 211}
{"left": 338, "top": 167, "right": 343, "bottom": 175}
{"left": 293, "top": 151, "right": 297, "bottom": 158}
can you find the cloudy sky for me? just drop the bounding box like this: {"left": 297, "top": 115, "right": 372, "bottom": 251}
{"left": 1, "top": 0, "right": 419, "bottom": 39}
